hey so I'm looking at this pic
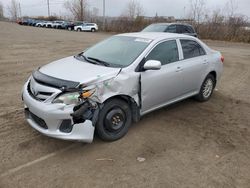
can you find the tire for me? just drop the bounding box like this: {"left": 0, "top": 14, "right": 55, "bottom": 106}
{"left": 96, "top": 99, "right": 132, "bottom": 141}
{"left": 68, "top": 27, "right": 72, "bottom": 31}
{"left": 195, "top": 74, "right": 216, "bottom": 102}
{"left": 77, "top": 28, "right": 81, "bottom": 32}
{"left": 91, "top": 28, "right": 96, "bottom": 32}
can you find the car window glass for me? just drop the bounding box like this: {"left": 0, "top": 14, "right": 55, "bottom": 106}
{"left": 84, "top": 36, "right": 151, "bottom": 67}
{"left": 176, "top": 25, "right": 182, "bottom": 33}
{"left": 142, "top": 24, "right": 168, "bottom": 32}
{"left": 166, "top": 25, "right": 176, "bottom": 33}
{"left": 180, "top": 40, "right": 206, "bottom": 59}
{"left": 187, "top": 26, "right": 195, "bottom": 33}
{"left": 146, "top": 40, "right": 179, "bottom": 65}
{"left": 183, "top": 26, "right": 193, "bottom": 33}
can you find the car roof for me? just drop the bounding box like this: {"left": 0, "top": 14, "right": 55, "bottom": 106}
{"left": 118, "top": 32, "right": 194, "bottom": 41}
{"left": 149, "top": 22, "right": 193, "bottom": 27}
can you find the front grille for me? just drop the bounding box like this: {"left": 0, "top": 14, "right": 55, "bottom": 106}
{"left": 27, "top": 81, "right": 53, "bottom": 101}
{"left": 26, "top": 109, "right": 48, "bottom": 129}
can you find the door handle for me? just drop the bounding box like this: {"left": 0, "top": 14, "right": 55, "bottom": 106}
{"left": 176, "top": 67, "right": 183, "bottom": 72}
{"left": 203, "top": 60, "right": 209, "bottom": 64}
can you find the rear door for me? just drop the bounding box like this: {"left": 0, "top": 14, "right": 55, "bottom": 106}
{"left": 83, "top": 24, "right": 92, "bottom": 31}
{"left": 178, "top": 39, "right": 209, "bottom": 93}
{"left": 82, "top": 23, "right": 88, "bottom": 31}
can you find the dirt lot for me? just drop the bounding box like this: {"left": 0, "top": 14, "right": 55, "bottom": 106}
{"left": 0, "top": 22, "right": 250, "bottom": 188}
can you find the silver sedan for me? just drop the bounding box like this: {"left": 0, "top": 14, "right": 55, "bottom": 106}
{"left": 22, "top": 32, "right": 223, "bottom": 142}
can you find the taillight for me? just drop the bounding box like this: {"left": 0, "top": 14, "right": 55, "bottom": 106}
{"left": 221, "top": 56, "right": 224, "bottom": 63}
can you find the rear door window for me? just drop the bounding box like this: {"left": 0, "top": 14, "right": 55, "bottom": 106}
{"left": 165, "top": 25, "right": 177, "bottom": 33}
{"left": 180, "top": 40, "right": 206, "bottom": 59}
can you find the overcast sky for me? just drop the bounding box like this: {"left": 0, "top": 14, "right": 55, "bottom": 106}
{"left": 1, "top": 0, "right": 250, "bottom": 19}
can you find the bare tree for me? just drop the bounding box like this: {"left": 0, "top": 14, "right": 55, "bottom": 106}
{"left": 64, "top": 0, "right": 88, "bottom": 21}
{"left": 124, "top": 0, "right": 144, "bottom": 19}
{"left": 189, "top": 0, "right": 206, "bottom": 24}
{"left": 0, "top": 1, "right": 4, "bottom": 19}
{"left": 225, "top": 0, "right": 238, "bottom": 18}
{"left": 8, "top": 0, "right": 19, "bottom": 20}
{"left": 92, "top": 7, "right": 99, "bottom": 18}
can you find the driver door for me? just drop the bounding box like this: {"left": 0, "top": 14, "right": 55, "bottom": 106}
{"left": 140, "top": 40, "right": 185, "bottom": 114}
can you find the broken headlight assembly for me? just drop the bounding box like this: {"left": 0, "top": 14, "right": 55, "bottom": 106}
{"left": 53, "top": 92, "right": 80, "bottom": 105}
{"left": 52, "top": 85, "right": 96, "bottom": 105}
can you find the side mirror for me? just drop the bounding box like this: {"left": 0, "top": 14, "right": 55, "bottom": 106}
{"left": 143, "top": 60, "right": 161, "bottom": 70}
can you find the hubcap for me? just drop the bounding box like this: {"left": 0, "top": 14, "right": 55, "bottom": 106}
{"left": 203, "top": 78, "right": 213, "bottom": 98}
{"left": 104, "top": 108, "right": 126, "bottom": 133}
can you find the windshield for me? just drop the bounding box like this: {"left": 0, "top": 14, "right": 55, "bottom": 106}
{"left": 82, "top": 36, "right": 151, "bottom": 68}
{"left": 142, "top": 24, "right": 169, "bottom": 32}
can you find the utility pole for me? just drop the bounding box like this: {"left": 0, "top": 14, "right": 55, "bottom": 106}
{"left": 80, "top": 0, "right": 83, "bottom": 21}
{"left": 19, "top": 2, "right": 22, "bottom": 18}
{"left": 103, "top": 0, "right": 106, "bottom": 31}
{"left": 47, "top": 0, "right": 50, "bottom": 17}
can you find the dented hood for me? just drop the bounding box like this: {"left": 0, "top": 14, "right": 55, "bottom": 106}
{"left": 39, "top": 56, "right": 121, "bottom": 85}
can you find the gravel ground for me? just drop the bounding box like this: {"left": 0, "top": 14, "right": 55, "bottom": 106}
{"left": 0, "top": 22, "right": 250, "bottom": 188}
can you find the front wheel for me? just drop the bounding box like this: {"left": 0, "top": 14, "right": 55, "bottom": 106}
{"left": 195, "top": 74, "right": 215, "bottom": 102}
{"left": 77, "top": 28, "right": 81, "bottom": 32}
{"left": 96, "top": 99, "right": 132, "bottom": 141}
{"left": 91, "top": 28, "right": 96, "bottom": 32}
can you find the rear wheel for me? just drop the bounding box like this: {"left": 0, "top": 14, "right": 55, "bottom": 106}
{"left": 96, "top": 99, "right": 132, "bottom": 141}
{"left": 195, "top": 74, "right": 215, "bottom": 102}
{"left": 68, "top": 27, "right": 72, "bottom": 31}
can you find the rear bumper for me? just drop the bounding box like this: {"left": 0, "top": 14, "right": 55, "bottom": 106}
{"left": 22, "top": 81, "right": 95, "bottom": 142}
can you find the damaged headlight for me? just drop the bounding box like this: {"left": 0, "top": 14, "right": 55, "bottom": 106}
{"left": 80, "top": 85, "right": 96, "bottom": 99}
{"left": 53, "top": 92, "right": 80, "bottom": 105}
{"left": 53, "top": 85, "right": 96, "bottom": 105}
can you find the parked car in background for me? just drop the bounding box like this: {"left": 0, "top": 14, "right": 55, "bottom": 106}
{"left": 64, "top": 21, "right": 84, "bottom": 31}
{"left": 21, "top": 19, "right": 29, "bottom": 25}
{"left": 52, "top": 21, "right": 66, "bottom": 29}
{"left": 26, "top": 19, "right": 35, "bottom": 26}
{"left": 45, "top": 21, "right": 53, "bottom": 28}
{"left": 16, "top": 19, "right": 23, "bottom": 25}
{"left": 22, "top": 32, "right": 223, "bottom": 143}
{"left": 74, "top": 23, "right": 98, "bottom": 32}
{"left": 142, "top": 23, "right": 198, "bottom": 37}
{"left": 36, "top": 21, "right": 47, "bottom": 27}
{"left": 63, "top": 21, "right": 75, "bottom": 31}
{"left": 31, "top": 20, "right": 41, "bottom": 26}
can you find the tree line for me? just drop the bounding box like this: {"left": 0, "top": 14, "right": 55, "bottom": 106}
{"left": 1, "top": 0, "right": 249, "bottom": 43}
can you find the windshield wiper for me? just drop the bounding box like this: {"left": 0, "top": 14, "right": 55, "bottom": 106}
{"left": 86, "top": 57, "right": 110, "bottom": 67}
{"left": 75, "top": 53, "right": 110, "bottom": 67}
{"left": 75, "top": 53, "right": 98, "bottom": 65}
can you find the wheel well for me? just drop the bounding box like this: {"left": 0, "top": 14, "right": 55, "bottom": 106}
{"left": 208, "top": 71, "right": 217, "bottom": 86}
{"left": 103, "top": 95, "right": 140, "bottom": 122}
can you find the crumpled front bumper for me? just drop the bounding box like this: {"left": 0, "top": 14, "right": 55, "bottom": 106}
{"left": 22, "top": 82, "right": 95, "bottom": 143}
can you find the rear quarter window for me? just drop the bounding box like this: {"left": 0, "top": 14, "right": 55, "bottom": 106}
{"left": 182, "top": 26, "right": 195, "bottom": 33}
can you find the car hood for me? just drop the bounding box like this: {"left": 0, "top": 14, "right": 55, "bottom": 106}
{"left": 39, "top": 56, "right": 121, "bottom": 86}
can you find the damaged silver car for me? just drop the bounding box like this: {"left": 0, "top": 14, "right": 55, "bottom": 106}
{"left": 22, "top": 32, "right": 223, "bottom": 143}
